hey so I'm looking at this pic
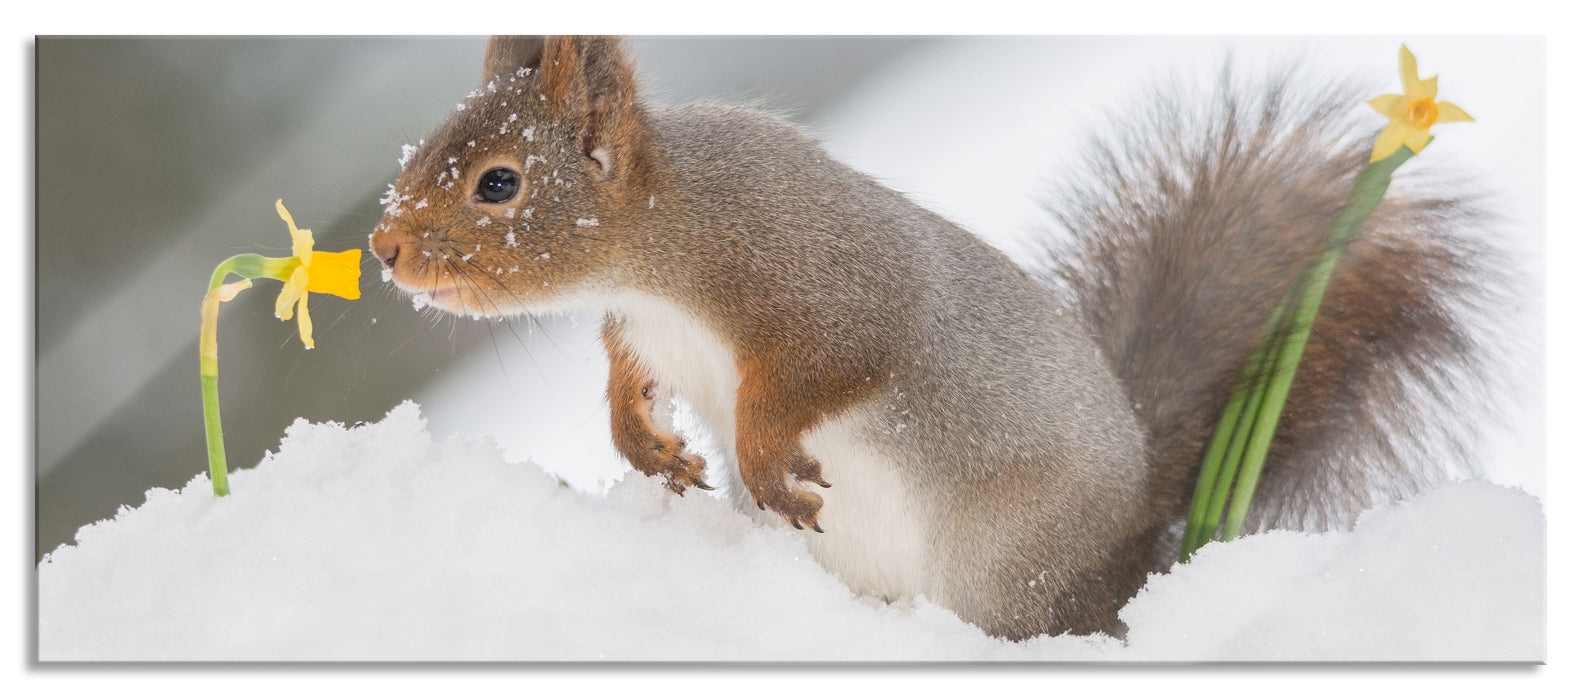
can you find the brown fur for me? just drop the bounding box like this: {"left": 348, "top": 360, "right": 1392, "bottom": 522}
{"left": 1039, "top": 73, "right": 1492, "bottom": 542}
{"left": 602, "top": 319, "right": 708, "bottom": 494}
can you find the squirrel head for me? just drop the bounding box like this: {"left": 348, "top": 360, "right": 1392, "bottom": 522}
{"left": 370, "top": 36, "right": 653, "bottom": 317}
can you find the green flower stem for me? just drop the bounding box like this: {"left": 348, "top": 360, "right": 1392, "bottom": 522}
{"left": 1181, "top": 291, "right": 1293, "bottom": 559}
{"left": 199, "top": 253, "right": 299, "bottom": 497}
{"left": 1218, "top": 142, "right": 1421, "bottom": 539}
{"left": 1180, "top": 141, "right": 1423, "bottom": 558}
{"left": 199, "top": 372, "right": 228, "bottom": 495}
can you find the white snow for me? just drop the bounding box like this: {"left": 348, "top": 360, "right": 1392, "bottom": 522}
{"left": 377, "top": 183, "right": 409, "bottom": 217}
{"left": 36, "top": 402, "right": 1542, "bottom": 662}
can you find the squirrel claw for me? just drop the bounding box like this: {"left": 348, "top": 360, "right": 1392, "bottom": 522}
{"left": 782, "top": 515, "right": 825, "bottom": 534}
{"left": 626, "top": 434, "right": 709, "bottom": 497}
{"left": 786, "top": 452, "right": 829, "bottom": 488}
{"left": 744, "top": 478, "right": 826, "bottom": 534}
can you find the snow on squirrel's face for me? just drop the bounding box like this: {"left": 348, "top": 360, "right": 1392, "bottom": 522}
{"left": 370, "top": 68, "right": 614, "bottom": 319}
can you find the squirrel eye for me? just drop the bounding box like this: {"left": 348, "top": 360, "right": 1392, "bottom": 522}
{"left": 475, "top": 167, "right": 520, "bottom": 203}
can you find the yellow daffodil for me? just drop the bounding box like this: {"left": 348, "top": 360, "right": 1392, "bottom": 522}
{"left": 1367, "top": 45, "right": 1473, "bottom": 162}
{"left": 272, "top": 199, "right": 362, "bottom": 349}
{"left": 198, "top": 199, "right": 365, "bottom": 496}
{"left": 1185, "top": 43, "right": 1482, "bottom": 560}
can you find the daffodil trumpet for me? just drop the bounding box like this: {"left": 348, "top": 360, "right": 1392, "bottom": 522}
{"left": 199, "top": 200, "right": 362, "bottom": 496}
{"left": 1181, "top": 44, "right": 1470, "bottom": 562}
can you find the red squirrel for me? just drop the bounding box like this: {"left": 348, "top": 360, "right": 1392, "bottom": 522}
{"left": 369, "top": 36, "right": 1493, "bottom": 639}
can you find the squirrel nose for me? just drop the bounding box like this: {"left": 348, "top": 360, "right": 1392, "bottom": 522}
{"left": 370, "top": 229, "right": 400, "bottom": 268}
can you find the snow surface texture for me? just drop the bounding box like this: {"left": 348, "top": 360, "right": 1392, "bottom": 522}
{"left": 38, "top": 403, "right": 1543, "bottom": 662}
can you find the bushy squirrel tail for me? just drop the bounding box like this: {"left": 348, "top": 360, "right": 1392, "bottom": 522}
{"left": 1034, "top": 70, "right": 1502, "bottom": 553}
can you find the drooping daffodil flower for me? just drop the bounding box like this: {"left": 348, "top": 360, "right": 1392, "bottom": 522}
{"left": 272, "top": 199, "right": 362, "bottom": 349}
{"left": 197, "top": 199, "right": 364, "bottom": 496}
{"left": 1366, "top": 45, "right": 1473, "bottom": 162}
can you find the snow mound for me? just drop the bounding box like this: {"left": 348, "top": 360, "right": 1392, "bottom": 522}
{"left": 1122, "top": 481, "right": 1545, "bottom": 661}
{"left": 37, "top": 403, "right": 1543, "bottom": 661}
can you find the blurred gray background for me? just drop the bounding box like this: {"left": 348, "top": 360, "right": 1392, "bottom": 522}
{"left": 35, "top": 36, "right": 930, "bottom": 560}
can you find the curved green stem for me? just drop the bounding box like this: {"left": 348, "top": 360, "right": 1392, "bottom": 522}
{"left": 199, "top": 253, "right": 297, "bottom": 497}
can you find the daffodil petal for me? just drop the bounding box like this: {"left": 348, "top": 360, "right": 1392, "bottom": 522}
{"left": 215, "top": 279, "right": 253, "bottom": 303}
{"left": 296, "top": 295, "right": 314, "bottom": 349}
{"left": 1371, "top": 120, "right": 1411, "bottom": 162}
{"left": 275, "top": 199, "right": 298, "bottom": 233}
{"left": 305, "top": 249, "right": 363, "bottom": 300}
{"left": 276, "top": 268, "right": 308, "bottom": 320}
{"left": 277, "top": 199, "right": 314, "bottom": 264}
{"left": 200, "top": 279, "right": 254, "bottom": 362}
{"left": 1412, "top": 75, "right": 1438, "bottom": 102}
{"left": 1368, "top": 94, "right": 1405, "bottom": 117}
{"left": 1398, "top": 45, "right": 1420, "bottom": 94}
{"left": 1436, "top": 101, "right": 1474, "bottom": 123}
{"left": 1402, "top": 127, "right": 1432, "bottom": 154}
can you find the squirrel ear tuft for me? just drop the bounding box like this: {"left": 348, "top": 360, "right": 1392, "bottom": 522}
{"left": 483, "top": 36, "right": 645, "bottom": 183}
{"left": 481, "top": 36, "right": 546, "bottom": 84}
{"left": 533, "top": 36, "right": 635, "bottom": 112}
{"left": 534, "top": 36, "right": 646, "bottom": 183}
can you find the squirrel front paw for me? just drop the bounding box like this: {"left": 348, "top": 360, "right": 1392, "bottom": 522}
{"left": 742, "top": 448, "right": 830, "bottom": 533}
{"left": 630, "top": 434, "right": 713, "bottom": 495}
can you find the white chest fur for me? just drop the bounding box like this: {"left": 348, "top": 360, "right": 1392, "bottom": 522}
{"left": 602, "top": 291, "right": 934, "bottom": 603}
